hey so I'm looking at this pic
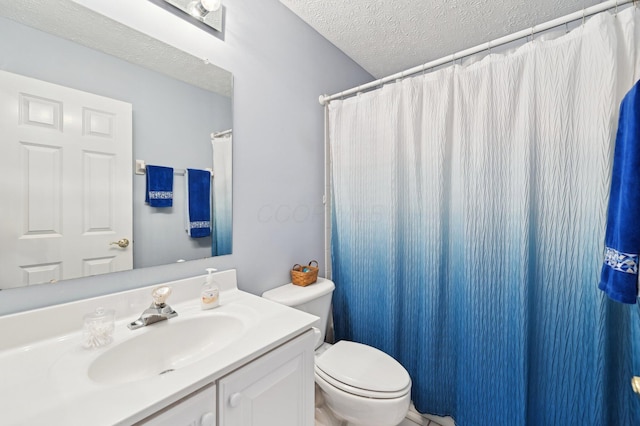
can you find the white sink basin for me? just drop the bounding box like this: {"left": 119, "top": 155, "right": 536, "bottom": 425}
{"left": 88, "top": 314, "right": 245, "bottom": 385}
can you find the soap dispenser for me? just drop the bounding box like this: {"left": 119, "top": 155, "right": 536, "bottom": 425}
{"left": 201, "top": 268, "right": 220, "bottom": 310}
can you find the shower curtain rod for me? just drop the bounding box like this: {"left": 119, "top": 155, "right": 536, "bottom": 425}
{"left": 319, "top": 0, "right": 636, "bottom": 105}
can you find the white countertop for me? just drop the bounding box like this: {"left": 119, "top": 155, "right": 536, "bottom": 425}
{"left": 0, "top": 270, "right": 317, "bottom": 425}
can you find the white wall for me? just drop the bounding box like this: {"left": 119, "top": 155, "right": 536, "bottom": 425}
{"left": 0, "top": 0, "right": 372, "bottom": 314}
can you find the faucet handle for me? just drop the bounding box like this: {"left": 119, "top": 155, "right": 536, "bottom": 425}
{"left": 152, "top": 286, "right": 172, "bottom": 305}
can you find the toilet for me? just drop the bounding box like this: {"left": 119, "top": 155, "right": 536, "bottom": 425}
{"left": 262, "top": 278, "right": 411, "bottom": 426}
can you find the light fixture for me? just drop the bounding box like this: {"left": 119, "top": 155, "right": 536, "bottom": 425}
{"left": 200, "top": 0, "right": 221, "bottom": 12}
{"left": 154, "top": 0, "right": 224, "bottom": 33}
{"left": 187, "top": 0, "right": 220, "bottom": 19}
{"left": 187, "top": 1, "right": 208, "bottom": 19}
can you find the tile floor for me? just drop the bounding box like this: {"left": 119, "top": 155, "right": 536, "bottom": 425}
{"left": 399, "top": 417, "right": 440, "bottom": 426}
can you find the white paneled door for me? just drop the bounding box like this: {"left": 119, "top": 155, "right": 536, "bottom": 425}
{"left": 0, "top": 70, "right": 133, "bottom": 289}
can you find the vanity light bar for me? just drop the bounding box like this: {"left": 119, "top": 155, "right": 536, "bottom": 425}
{"left": 154, "top": 0, "right": 223, "bottom": 33}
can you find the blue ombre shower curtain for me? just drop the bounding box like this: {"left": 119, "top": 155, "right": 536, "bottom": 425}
{"left": 329, "top": 9, "right": 640, "bottom": 426}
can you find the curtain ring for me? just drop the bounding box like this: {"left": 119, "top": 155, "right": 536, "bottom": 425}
{"left": 615, "top": 0, "right": 618, "bottom": 16}
{"left": 530, "top": 26, "right": 535, "bottom": 42}
{"left": 565, "top": 22, "right": 569, "bottom": 34}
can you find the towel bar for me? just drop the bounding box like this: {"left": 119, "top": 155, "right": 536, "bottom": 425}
{"left": 135, "top": 160, "right": 212, "bottom": 176}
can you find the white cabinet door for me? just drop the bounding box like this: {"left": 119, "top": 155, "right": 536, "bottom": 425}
{"left": 218, "top": 330, "right": 315, "bottom": 426}
{"left": 0, "top": 69, "right": 133, "bottom": 288}
{"left": 137, "top": 384, "right": 216, "bottom": 426}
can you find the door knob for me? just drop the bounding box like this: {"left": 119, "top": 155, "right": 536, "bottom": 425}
{"left": 110, "top": 238, "right": 130, "bottom": 248}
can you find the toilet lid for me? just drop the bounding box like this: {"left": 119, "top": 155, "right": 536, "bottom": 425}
{"left": 315, "top": 341, "right": 411, "bottom": 395}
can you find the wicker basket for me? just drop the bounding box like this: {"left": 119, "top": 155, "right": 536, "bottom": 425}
{"left": 291, "top": 260, "right": 319, "bottom": 287}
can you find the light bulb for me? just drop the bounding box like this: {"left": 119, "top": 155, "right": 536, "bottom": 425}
{"left": 187, "top": 0, "right": 207, "bottom": 18}
{"left": 200, "top": 0, "right": 222, "bottom": 12}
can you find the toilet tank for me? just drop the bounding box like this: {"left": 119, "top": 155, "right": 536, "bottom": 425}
{"left": 262, "top": 278, "right": 335, "bottom": 348}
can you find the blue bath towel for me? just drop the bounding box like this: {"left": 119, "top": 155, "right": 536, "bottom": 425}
{"left": 145, "top": 165, "right": 173, "bottom": 207}
{"left": 185, "top": 168, "right": 211, "bottom": 238}
{"left": 599, "top": 80, "right": 640, "bottom": 304}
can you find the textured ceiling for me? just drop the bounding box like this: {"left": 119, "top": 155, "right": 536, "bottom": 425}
{"left": 280, "top": 0, "right": 606, "bottom": 78}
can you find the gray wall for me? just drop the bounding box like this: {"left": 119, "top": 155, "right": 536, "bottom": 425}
{"left": 0, "top": 0, "right": 372, "bottom": 314}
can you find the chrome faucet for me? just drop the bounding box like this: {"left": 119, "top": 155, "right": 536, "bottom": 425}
{"left": 128, "top": 286, "right": 178, "bottom": 330}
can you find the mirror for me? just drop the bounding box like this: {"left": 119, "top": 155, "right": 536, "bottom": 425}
{"left": 0, "top": 0, "right": 232, "bottom": 290}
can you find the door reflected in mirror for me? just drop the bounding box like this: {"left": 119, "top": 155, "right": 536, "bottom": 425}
{"left": 0, "top": 1, "right": 233, "bottom": 290}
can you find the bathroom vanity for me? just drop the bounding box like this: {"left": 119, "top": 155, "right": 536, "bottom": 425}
{"left": 0, "top": 270, "right": 317, "bottom": 425}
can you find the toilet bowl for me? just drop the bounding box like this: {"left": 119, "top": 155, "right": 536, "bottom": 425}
{"left": 314, "top": 340, "right": 411, "bottom": 426}
{"left": 262, "top": 279, "right": 412, "bottom": 426}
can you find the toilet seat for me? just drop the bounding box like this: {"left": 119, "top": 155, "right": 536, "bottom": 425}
{"left": 315, "top": 341, "right": 411, "bottom": 399}
{"left": 315, "top": 366, "right": 411, "bottom": 399}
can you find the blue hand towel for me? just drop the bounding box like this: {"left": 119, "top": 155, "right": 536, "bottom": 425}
{"left": 185, "top": 168, "right": 211, "bottom": 238}
{"left": 145, "top": 165, "right": 174, "bottom": 207}
{"left": 599, "top": 79, "right": 640, "bottom": 304}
